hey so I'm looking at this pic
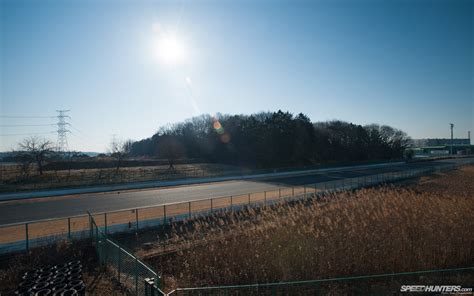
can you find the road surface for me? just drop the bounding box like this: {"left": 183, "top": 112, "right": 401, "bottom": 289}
{"left": 0, "top": 157, "right": 472, "bottom": 225}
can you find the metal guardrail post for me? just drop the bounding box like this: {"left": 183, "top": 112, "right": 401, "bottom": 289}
{"left": 264, "top": 192, "right": 266, "bottom": 206}
{"left": 211, "top": 198, "right": 213, "bottom": 213}
{"left": 188, "top": 202, "right": 191, "bottom": 219}
{"left": 104, "top": 213, "right": 107, "bottom": 235}
{"left": 292, "top": 187, "right": 294, "bottom": 198}
{"left": 279, "top": 188, "right": 281, "bottom": 199}
{"left": 25, "top": 223, "right": 29, "bottom": 252}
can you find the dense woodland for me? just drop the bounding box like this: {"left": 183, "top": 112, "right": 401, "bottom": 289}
{"left": 130, "top": 111, "right": 411, "bottom": 168}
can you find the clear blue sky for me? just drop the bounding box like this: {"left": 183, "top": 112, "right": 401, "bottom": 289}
{"left": 1, "top": 0, "right": 472, "bottom": 152}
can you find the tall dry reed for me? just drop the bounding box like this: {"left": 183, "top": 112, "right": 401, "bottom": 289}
{"left": 144, "top": 167, "right": 474, "bottom": 290}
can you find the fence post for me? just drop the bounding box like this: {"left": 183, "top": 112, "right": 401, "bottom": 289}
{"left": 292, "top": 187, "right": 294, "bottom": 198}
{"left": 135, "top": 256, "right": 139, "bottom": 296}
{"left": 230, "top": 196, "right": 233, "bottom": 212}
{"left": 89, "top": 215, "right": 92, "bottom": 238}
{"left": 188, "top": 202, "right": 191, "bottom": 219}
{"left": 211, "top": 198, "right": 213, "bottom": 213}
{"left": 248, "top": 193, "right": 251, "bottom": 206}
{"left": 136, "top": 209, "right": 139, "bottom": 231}
{"left": 264, "top": 191, "right": 267, "bottom": 207}
{"left": 104, "top": 213, "right": 107, "bottom": 235}
{"left": 68, "top": 217, "right": 71, "bottom": 240}
{"left": 117, "top": 244, "right": 121, "bottom": 284}
{"left": 95, "top": 224, "right": 99, "bottom": 247}
{"left": 25, "top": 223, "right": 29, "bottom": 252}
{"left": 163, "top": 205, "right": 167, "bottom": 225}
{"left": 279, "top": 188, "right": 281, "bottom": 199}
{"left": 304, "top": 185, "right": 306, "bottom": 198}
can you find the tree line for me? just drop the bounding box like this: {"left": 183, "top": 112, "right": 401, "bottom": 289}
{"left": 130, "top": 111, "right": 411, "bottom": 168}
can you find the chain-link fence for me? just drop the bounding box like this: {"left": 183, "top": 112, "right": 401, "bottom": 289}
{"left": 1, "top": 159, "right": 473, "bottom": 255}
{"left": 1, "top": 161, "right": 472, "bottom": 295}
{"left": 89, "top": 213, "right": 163, "bottom": 295}
{"left": 0, "top": 163, "right": 234, "bottom": 193}
{"left": 162, "top": 267, "right": 474, "bottom": 295}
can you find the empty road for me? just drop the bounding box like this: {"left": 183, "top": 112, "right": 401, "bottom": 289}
{"left": 0, "top": 157, "right": 472, "bottom": 225}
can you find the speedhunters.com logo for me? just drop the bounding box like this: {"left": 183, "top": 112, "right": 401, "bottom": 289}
{"left": 400, "top": 285, "right": 473, "bottom": 294}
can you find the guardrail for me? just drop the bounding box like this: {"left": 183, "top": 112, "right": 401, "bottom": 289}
{"left": 0, "top": 160, "right": 472, "bottom": 255}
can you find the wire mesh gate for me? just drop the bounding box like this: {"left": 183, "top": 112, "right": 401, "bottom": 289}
{"left": 89, "top": 213, "right": 163, "bottom": 295}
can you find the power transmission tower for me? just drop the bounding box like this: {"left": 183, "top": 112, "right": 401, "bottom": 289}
{"left": 56, "top": 110, "right": 71, "bottom": 153}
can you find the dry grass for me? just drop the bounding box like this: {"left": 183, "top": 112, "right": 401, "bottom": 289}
{"left": 142, "top": 166, "right": 474, "bottom": 290}
{"left": 0, "top": 162, "right": 238, "bottom": 192}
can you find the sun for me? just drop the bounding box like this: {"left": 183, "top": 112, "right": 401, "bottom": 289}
{"left": 154, "top": 34, "right": 187, "bottom": 65}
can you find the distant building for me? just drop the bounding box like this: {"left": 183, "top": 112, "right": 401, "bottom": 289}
{"left": 412, "top": 138, "right": 470, "bottom": 148}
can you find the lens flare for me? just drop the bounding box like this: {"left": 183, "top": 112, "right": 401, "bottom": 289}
{"left": 213, "top": 119, "right": 226, "bottom": 136}
{"left": 213, "top": 121, "right": 222, "bottom": 130}
{"left": 220, "top": 133, "right": 231, "bottom": 143}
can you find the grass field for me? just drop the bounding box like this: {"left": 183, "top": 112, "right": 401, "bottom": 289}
{"left": 0, "top": 162, "right": 238, "bottom": 192}
{"left": 138, "top": 166, "right": 474, "bottom": 291}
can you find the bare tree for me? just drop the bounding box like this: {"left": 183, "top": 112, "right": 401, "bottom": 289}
{"left": 13, "top": 151, "right": 34, "bottom": 179}
{"left": 109, "top": 137, "right": 133, "bottom": 173}
{"left": 16, "top": 136, "right": 54, "bottom": 175}
{"left": 65, "top": 150, "right": 82, "bottom": 180}
{"left": 156, "top": 135, "right": 184, "bottom": 169}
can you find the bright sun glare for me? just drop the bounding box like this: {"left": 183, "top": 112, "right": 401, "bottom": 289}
{"left": 155, "top": 35, "right": 186, "bottom": 65}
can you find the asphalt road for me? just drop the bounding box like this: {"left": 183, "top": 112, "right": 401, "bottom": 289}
{"left": 0, "top": 157, "right": 472, "bottom": 225}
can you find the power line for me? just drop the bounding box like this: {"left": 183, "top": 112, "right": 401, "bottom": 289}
{"left": 69, "top": 130, "right": 88, "bottom": 141}
{"left": 0, "top": 116, "right": 55, "bottom": 118}
{"left": 0, "top": 124, "right": 56, "bottom": 127}
{"left": 68, "top": 123, "right": 85, "bottom": 135}
{"left": 0, "top": 131, "right": 56, "bottom": 137}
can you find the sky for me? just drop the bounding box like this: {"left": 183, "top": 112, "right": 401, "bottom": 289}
{"left": 1, "top": 0, "right": 473, "bottom": 152}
